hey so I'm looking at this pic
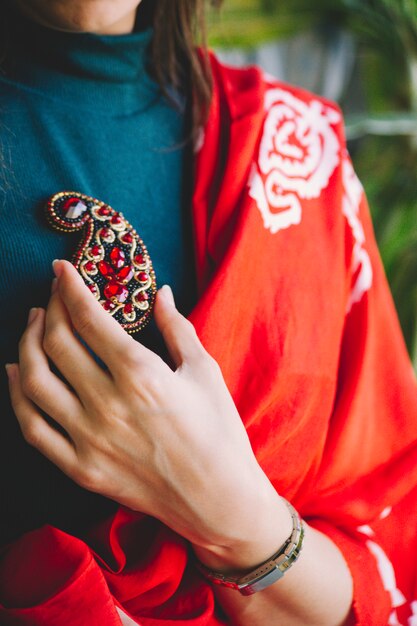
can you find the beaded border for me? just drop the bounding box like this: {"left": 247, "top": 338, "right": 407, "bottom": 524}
{"left": 46, "top": 191, "right": 157, "bottom": 335}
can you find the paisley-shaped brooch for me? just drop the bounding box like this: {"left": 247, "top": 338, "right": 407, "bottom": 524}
{"left": 46, "top": 191, "right": 157, "bottom": 334}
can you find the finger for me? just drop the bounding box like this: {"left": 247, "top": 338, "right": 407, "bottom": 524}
{"left": 6, "top": 363, "right": 79, "bottom": 476}
{"left": 53, "top": 260, "right": 152, "bottom": 373}
{"left": 44, "top": 286, "right": 113, "bottom": 407}
{"left": 153, "top": 285, "right": 206, "bottom": 368}
{"left": 18, "top": 307, "right": 84, "bottom": 431}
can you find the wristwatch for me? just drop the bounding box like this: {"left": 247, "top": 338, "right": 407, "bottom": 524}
{"left": 196, "top": 498, "right": 304, "bottom": 596}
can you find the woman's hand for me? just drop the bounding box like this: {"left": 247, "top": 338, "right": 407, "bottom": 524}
{"left": 6, "top": 260, "right": 290, "bottom": 569}
{"left": 6, "top": 261, "right": 355, "bottom": 626}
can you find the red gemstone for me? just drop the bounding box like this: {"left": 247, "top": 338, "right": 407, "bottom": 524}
{"left": 85, "top": 261, "right": 96, "bottom": 273}
{"left": 110, "top": 247, "right": 125, "bottom": 268}
{"left": 121, "top": 232, "right": 133, "bottom": 244}
{"left": 62, "top": 197, "right": 87, "bottom": 219}
{"left": 135, "top": 291, "right": 149, "bottom": 302}
{"left": 104, "top": 281, "right": 129, "bottom": 303}
{"left": 98, "top": 260, "right": 115, "bottom": 278}
{"left": 98, "top": 206, "right": 111, "bottom": 216}
{"left": 137, "top": 272, "right": 149, "bottom": 283}
{"left": 134, "top": 254, "right": 145, "bottom": 266}
{"left": 100, "top": 228, "right": 112, "bottom": 239}
{"left": 88, "top": 284, "right": 98, "bottom": 295}
{"left": 102, "top": 299, "right": 115, "bottom": 311}
{"left": 111, "top": 215, "right": 122, "bottom": 225}
{"left": 117, "top": 265, "right": 134, "bottom": 283}
{"left": 90, "top": 245, "right": 102, "bottom": 257}
{"left": 123, "top": 303, "right": 134, "bottom": 315}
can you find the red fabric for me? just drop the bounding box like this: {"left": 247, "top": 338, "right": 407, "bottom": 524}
{"left": 1, "top": 56, "right": 417, "bottom": 625}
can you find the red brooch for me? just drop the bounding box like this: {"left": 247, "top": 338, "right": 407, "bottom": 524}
{"left": 46, "top": 191, "right": 157, "bottom": 334}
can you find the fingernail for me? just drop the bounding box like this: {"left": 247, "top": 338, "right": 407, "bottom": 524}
{"left": 27, "top": 307, "right": 38, "bottom": 325}
{"left": 51, "top": 277, "right": 58, "bottom": 295}
{"left": 161, "top": 285, "right": 175, "bottom": 306}
{"left": 5, "top": 363, "right": 15, "bottom": 380}
{"left": 52, "top": 259, "right": 62, "bottom": 278}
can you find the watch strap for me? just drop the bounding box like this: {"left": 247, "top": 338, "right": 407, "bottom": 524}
{"left": 196, "top": 498, "right": 304, "bottom": 596}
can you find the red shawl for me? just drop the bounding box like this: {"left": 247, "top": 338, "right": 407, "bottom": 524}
{"left": 1, "top": 56, "right": 417, "bottom": 626}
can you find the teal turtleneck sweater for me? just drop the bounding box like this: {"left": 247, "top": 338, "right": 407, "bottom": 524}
{"left": 0, "top": 6, "right": 196, "bottom": 544}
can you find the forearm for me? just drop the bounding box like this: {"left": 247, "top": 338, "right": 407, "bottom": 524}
{"left": 193, "top": 495, "right": 354, "bottom": 626}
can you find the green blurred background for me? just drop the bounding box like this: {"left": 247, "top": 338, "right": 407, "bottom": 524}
{"left": 207, "top": 0, "right": 417, "bottom": 369}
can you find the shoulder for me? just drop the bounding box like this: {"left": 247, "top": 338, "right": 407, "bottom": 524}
{"left": 205, "top": 54, "right": 352, "bottom": 235}
{"left": 208, "top": 51, "right": 344, "bottom": 135}
{"left": 195, "top": 54, "right": 367, "bottom": 309}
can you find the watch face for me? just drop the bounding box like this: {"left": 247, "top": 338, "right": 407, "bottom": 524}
{"left": 239, "top": 565, "right": 286, "bottom": 596}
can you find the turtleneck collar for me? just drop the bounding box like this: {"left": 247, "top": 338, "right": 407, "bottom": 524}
{"left": 1, "top": 4, "right": 160, "bottom": 115}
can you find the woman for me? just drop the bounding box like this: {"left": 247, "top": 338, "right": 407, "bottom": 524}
{"left": 1, "top": 0, "right": 417, "bottom": 624}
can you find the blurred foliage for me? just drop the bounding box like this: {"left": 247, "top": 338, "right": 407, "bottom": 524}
{"left": 208, "top": 0, "right": 417, "bottom": 66}
{"left": 208, "top": 0, "right": 417, "bottom": 366}
{"left": 207, "top": 0, "right": 310, "bottom": 47}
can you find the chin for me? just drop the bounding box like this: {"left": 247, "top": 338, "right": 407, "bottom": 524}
{"left": 17, "top": 0, "right": 143, "bottom": 34}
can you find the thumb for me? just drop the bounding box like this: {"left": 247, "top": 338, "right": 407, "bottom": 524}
{"left": 153, "top": 286, "right": 205, "bottom": 369}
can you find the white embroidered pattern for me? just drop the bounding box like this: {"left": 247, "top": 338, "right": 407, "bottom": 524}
{"left": 380, "top": 506, "right": 393, "bottom": 520}
{"left": 357, "top": 510, "right": 406, "bottom": 625}
{"left": 356, "top": 524, "right": 375, "bottom": 537}
{"left": 116, "top": 607, "right": 141, "bottom": 625}
{"left": 341, "top": 154, "right": 373, "bottom": 311}
{"left": 249, "top": 87, "right": 341, "bottom": 234}
{"left": 408, "top": 601, "right": 417, "bottom": 626}
{"left": 366, "top": 540, "right": 406, "bottom": 618}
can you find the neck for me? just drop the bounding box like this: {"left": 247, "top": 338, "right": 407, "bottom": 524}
{"left": 14, "top": 2, "right": 138, "bottom": 35}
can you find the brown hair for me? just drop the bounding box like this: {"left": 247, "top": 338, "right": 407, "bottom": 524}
{"left": 146, "top": 0, "right": 223, "bottom": 132}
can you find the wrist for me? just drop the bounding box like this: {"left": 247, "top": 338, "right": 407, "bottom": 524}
{"left": 196, "top": 499, "right": 304, "bottom": 597}
{"left": 193, "top": 483, "right": 293, "bottom": 575}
